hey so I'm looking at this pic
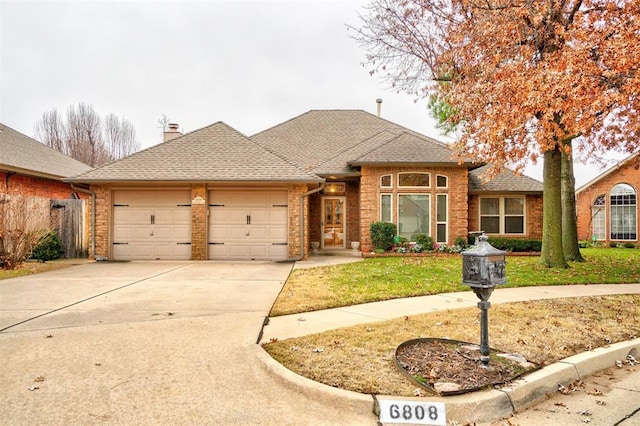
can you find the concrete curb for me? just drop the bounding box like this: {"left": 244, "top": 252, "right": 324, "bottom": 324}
{"left": 257, "top": 338, "right": 640, "bottom": 425}
{"left": 252, "top": 344, "right": 376, "bottom": 419}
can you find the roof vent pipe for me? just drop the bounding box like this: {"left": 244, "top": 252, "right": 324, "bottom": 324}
{"left": 376, "top": 98, "right": 382, "bottom": 117}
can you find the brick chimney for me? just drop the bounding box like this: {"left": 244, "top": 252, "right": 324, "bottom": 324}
{"left": 164, "top": 123, "right": 182, "bottom": 142}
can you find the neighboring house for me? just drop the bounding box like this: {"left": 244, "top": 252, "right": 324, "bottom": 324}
{"left": 67, "top": 110, "right": 543, "bottom": 261}
{"left": 0, "top": 123, "right": 92, "bottom": 199}
{"left": 576, "top": 154, "right": 639, "bottom": 244}
{"left": 0, "top": 123, "right": 93, "bottom": 258}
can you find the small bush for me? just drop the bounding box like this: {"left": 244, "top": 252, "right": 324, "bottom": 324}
{"left": 609, "top": 242, "right": 619, "bottom": 248}
{"left": 454, "top": 236, "right": 469, "bottom": 249}
{"left": 578, "top": 240, "right": 590, "bottom": 248}
{"left": 370, "top": 222, "right": 396, "bottom": 251}
{"left": 414, "top": 234, "right": 434, "bottom": 251}
{"left": 623, "top": 242, "right": 636, "bottom": 249}
{"left": 487, "top": 237, "right": 542, "bottom": 252}
{"left": 29, "top": 231, "right": 62, "bottom": 262}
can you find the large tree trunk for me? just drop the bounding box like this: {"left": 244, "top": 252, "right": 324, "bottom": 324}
{"left": 541, "top": 147, "right": 567, "bottom": 268}
{"left": 561, "top": 139, "right": 585, "bottom": 262}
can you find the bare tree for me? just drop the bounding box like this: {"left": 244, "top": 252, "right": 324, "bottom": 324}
{"left": 104, "top": 113, "right": 138, "bottom": 161}
{"left": 34, "top": 103, "right": 140, "bottom": 167}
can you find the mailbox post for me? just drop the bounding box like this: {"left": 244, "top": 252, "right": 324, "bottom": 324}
{"left": 461, "top": 234, "right": 507, "bottom": 365}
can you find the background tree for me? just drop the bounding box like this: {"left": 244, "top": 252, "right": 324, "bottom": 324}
{"left": 34, "top": 103, "right": 140, "bottom": 167}
{"left": 352, "top": 0, "right": 639, "bottom": 267}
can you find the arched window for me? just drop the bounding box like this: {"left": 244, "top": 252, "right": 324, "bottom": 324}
{"left": 592, "top": 195, "right": 606, "bottom": 241}
{"left": 610, "top": 184, "right": 637, "bottom": 240}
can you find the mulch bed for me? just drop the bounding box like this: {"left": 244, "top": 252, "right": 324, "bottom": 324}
{"left": 395, "top": 338, "right": 539, "bottom": 396}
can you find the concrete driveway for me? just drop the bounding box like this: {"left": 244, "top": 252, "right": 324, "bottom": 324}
{"left": 0, "top": 261, "right": 376, "bottom": 425}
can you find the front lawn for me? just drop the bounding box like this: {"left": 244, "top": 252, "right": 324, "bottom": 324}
{"left": 271, "top": 248, "right": 640, "bottom": 316}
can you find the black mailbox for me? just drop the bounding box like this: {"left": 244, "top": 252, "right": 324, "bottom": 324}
{"left": 462, "top": 234, "right": 506, "bottom": 289}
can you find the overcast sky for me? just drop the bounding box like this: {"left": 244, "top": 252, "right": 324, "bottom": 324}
{"left": 1, "top": 0, "right": 627, "bottom": 186}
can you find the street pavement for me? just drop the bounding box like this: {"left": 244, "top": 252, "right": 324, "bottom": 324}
{"left": 0, "top": 256, "right": 638, "bottom": 425}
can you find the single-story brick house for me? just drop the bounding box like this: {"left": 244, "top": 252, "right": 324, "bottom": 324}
{"left": 67, "top": 110, "right": 543, "bottom": 261}
{"left": 576, "top": 154, "right": 639, "bottom": 244}
{"left": 1, "top": 123, "right": 92, "bottom": 199}
{"left": 1, "top": 123, "right": 93, "bottom": 258}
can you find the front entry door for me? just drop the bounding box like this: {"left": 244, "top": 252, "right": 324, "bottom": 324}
{"left": 321, "top": 197, "right": 346, "bottom": 249}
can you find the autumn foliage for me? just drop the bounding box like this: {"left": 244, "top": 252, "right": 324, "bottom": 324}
{"left": 353, "top": 0, "right": 639, "bottom": 267}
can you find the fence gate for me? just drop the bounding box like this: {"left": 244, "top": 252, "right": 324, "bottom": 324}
{"left": 50, "top": 199, "right": 88, "bottom": 258}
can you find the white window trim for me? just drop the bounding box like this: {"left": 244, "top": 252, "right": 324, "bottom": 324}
{"left": 609, "top": 184, "right": 637, "bottom": 241}
{"left": 397, "top": 193, "right": 431, "bottom": 239}
{"left": 436, "top": 193, "right": 448, "bottom": 244}
{"left": 592, "top": 195, "right": 606, "bottom": 241}
{"left": 380, "top": 174, "right": 393, "bottom": 188}
{"left": 479, "top": 196, "right": 526, "bottom": 235}
{"left": 436, "top": 174, "right": 448, "bottom": 189}
{"left": 398, "top": 172, "right": 431, "bottom": 189}
{"left": 380, "top": 193, "right": 393, "bottom": 223}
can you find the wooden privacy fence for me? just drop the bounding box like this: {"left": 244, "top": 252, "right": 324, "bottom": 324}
{"left": 50, "top": 199, "right": 88, "bottom": 258}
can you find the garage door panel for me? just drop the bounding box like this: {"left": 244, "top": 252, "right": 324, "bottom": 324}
{"left": 112, "top": 190, "right": 191, "bottom": 260}
{"left": 208, "top": 190, "right": 288, "bottom": 260}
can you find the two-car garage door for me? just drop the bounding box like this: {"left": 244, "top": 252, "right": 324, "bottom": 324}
{"left": 111, "top": 189, "right": 288, "bottom": 261}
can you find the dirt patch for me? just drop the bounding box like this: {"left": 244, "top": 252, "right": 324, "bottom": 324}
{"left": 395, "top": 339, "right": 537, "bottom": 395}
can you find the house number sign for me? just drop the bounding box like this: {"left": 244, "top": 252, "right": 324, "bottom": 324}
{"left": 378, "top": 400, "right": 446, "bottom": 425}
{"left": 192, "top": 196, "right": 205, "bottom": 205}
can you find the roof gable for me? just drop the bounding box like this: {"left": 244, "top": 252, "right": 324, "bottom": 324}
{"left": 0, "top": 123, "right": 92, "bottom": 179}
{"left": 251, "top": 110, "right": 464, "bottom": 174}
{"left": 576, "top": 153, "right": 640, "bottom": 194}
{"left": 469, "top": 165, "right": 543, "bottom": 193}
{"left": 68, "top": 122, "right": 321, "bottom": 183}
{"left": 349, "top": 131, "right": 457, "bottom": 165}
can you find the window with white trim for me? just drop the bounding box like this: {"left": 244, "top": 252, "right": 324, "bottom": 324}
{"left": 398, "top": 172, "right": 430, "bottom": 188}
{"left": 436, "top": 175, "right": 448, "bottom": 188}
{"left": 592, "top": 195, "right": 606, "bottom": 241}
{"left": 380, "top": 174, "right": 392, "bottom": 188}
{"left": 398, "top": 194, "right": 430, "bottom": 239}
{"left": 610, "top": 184, "right": 637, "bottom": 240}
{"left": 381, "top": 194, "right": 392, "bottom": 223}
{"left": 436, "top": 194, "right": 447, "bottom": 243}
{"left": 480, "top": 196, "right": 525, "bottom": 234}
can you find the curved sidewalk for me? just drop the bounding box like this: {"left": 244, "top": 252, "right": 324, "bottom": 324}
{"left": 258, "top": 282, "right": 640, "bottom": 425}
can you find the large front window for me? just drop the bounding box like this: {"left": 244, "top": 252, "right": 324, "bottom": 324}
{"left": 480, "top": 197, "right": 525, "bottom": 234}
{"left": 398, "top": 194, "right": 430, "bottom": 240}
{"left": 610, "top": 184, "right": 637, "bottom": 240}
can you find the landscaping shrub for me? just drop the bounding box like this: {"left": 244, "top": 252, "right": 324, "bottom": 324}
{"left": 414, "top": 234, "right": 434, "bottom": 251}
{"left": 29, "top": 230, "right": 62, "bottom": 262}
{"left": 370, "top": 222, "right": 396, "bottom": 251}
{"left": 487, "top": 237, "right": 542, "bottom": 252}
{"left": 623, "top": 242, "right": 636, "bottom": 249}
{"left": 454, "top": 236, "right": 469, "bottom": 249}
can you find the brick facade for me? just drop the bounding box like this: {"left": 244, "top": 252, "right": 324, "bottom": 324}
{"left": 576, "top": 156, "right": 639, "bottom": 242}
{"left": 1, "top": 172, "right": 89, "bottom": 200}
{"left": 358, "top": 166, "right": 469, "bottom": 253}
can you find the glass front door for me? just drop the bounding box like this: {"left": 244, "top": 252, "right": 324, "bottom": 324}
{"left": 322, "top": 197, "right": 346, "bottom": 248}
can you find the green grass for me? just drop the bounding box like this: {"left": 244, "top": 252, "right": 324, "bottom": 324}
{"left": 271, "top": 248, "right": 640, "bottom": 316}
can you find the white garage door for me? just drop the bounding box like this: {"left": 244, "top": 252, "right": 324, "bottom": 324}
{"left": 208, "top": 190, "right": 288, "bottom": 260}
{"left": 112, "top": 190, "right": 191, "bottom": 260}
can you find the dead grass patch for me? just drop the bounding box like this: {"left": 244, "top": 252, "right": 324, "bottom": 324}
{"left": 263, "top": 295, "right": 640, "bottom": 396}
{"left": 0, "top": 259, "right": 88, "bottom": 280}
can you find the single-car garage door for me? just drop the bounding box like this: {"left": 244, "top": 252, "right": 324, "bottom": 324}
{"left": 112, "top": 190, "right": 191, "bottom": 260}
{"left": 208, "top": 190, "right": 288, "bottom": 260}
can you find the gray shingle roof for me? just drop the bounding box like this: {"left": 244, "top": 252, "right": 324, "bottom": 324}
{"left": 349, "top": 131, "right": 457, "bottom": 165}
{"left": 469, "top": 165, "right": 543, "bottom": 193}
{"left": 0, "top": 123, "right": 92, "bottom": 179}
{"left": 251, "top": 110, "right": 466, "bottom": 175}
{"left": 68, "top": 121, "right": 321, "bottom": 183}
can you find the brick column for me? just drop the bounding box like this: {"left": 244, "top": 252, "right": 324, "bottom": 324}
{"left": 92, "top": 184, "right": 111, "bottom": 260}
{"left": 190, "top": 184, "right": 207, "bottom": 260}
